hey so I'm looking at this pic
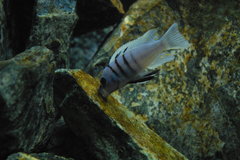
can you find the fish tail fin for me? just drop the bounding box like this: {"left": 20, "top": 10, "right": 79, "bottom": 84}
{"left": 161, "top": 23, "right": 190, "bottom": 50}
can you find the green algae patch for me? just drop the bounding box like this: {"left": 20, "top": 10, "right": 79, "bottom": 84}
{"left": 68, "top": 69, "right": 187, "bottom": 160}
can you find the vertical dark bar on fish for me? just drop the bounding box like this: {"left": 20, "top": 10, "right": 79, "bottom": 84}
{"left": 107, "top": 65, "right": 120, "bottom": 77}
{"left": 115, "top": 58, "right": 129, "bottom": 77}
{"left": 122, "top": 54, "right": 136, "bottom": 74}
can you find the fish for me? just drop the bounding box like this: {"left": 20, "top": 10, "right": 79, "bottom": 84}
{"left": 98, "top": 23, "right": 190, "bottom": 98}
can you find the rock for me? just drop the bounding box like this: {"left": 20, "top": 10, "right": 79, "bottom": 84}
{"left": 110, "top": 0, "right": 125, "bottom": 14}
{"left": 28, "top": 0, "right": 78, "bottom": 68}
{"left": 0, "top": 0, "right": 12, "bottom": 60}
{"left": 7, "top": 152, "right": 73, "bottom": 160}
{"left": 69, "top": 26, "right": 114, "bottom": 69}
{"left": 69, "top": 0, "right": 137, "bottom": 69}
{"left": 54, "top": 69, "right": 188, "bottom": 160}
{"left": 0, "top": 46, "right": 58, "bottom": 159}
{"left": 85, "top": 0, "right": 240, "bottom": 159}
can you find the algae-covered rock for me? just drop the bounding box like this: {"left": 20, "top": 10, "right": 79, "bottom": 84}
{"left": 86, "top": 0, "right": 240, "bottom": 159}
{"left": 7, "top": 152, "right": 73, "bottom": 160}
{"left": 28, "top": 0, "right": 78, "bottom": 68}
{"left": 0, "top": 46, "right": 58, "bottom": 159}
{"left": 54, "top": 69, "right": 188, "bottom": 160}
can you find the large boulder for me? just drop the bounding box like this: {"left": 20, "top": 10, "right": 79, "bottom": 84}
{"left": 0, "top": 0, "right": 78, "bottom": 158}
{"left": 86, "top": 0, "right": 240, "bottom": 159}
{"left": 54, "top": 69, "right": 188, "bottom": 160}
{"left": 0, "top": 47, "right": 58, "bottom": 159}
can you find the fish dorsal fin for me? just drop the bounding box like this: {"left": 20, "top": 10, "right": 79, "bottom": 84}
{"left": 109, "top": 28, "right": 159, "bottom": 63}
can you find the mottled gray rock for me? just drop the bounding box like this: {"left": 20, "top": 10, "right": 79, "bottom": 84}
{"left": 0, "top": 46, "right": 58, "bottom": 159}
{"left": 7, "top": 152, "right": 74, "bottom": 160}
{"left": 28, "top": 0, "right": 78, "bottom": 68}
{"left": 69, "top": 26, "right": 114, "bottom": 69}
{"left": 85, "top": 0, "right": 240, "bottom": 159}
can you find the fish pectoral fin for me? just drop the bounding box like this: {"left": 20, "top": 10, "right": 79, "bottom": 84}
{"left": 128, "top": 70, "right": 159, "bottom": 84}
{"left": 143, "top": 69, "right": 159, "bottom": 77}
{"left": 128, "top": 76, "right": 155, "bottom": 84}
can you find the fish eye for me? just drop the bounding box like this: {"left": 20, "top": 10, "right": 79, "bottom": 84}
{"left": 100, "top": 78, "right": 107, "bottom": 87}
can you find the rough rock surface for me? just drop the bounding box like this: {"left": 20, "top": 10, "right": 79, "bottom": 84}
{"left": 7, "top": 152, "right": 73, "bottom": 160}
{"left": 86, "top": 0, "right": 240, "bottom": 159}
{"left": 54, "top": 69, "right": 188, "bottom": 160}
{"left": 28, "top": 0, "right": 78, "bottom": 68}
{"left": 0, "top": 47, "right": 58, "bottom": 159}
{"left": 69, "top": 26, "right": 114, "bottom": 69}
{"left": 1, "top": 0, "right": 239, "bottom": 159}
{"left": 0, "top": 0, "right": 78, "bottom": 158}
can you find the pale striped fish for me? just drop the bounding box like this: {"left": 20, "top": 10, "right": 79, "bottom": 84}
{"left": 98, "top": 23, "right": 190, "bottom": 98}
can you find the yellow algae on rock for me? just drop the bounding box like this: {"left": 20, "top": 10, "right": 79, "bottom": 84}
{"left": 85, "top": 0, "right": 240, "bottom": 159}
{"left": 68, "top": 70, "right": 188, "bottom": 160}
{"left": 7, "top": 152, "right": 73, "bottom": 160}
{"left": 110, "top": 0, "right": 125, "bottom": 14}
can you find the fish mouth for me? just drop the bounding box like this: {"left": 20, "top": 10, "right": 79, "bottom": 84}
{"left": 98, "top": 86, "right": 109, "bottom": 100}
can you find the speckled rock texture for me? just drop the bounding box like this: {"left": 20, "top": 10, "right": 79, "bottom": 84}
{"left": 7, "top": 152, "right": 73, "bottom": 160}
{"left": 0, "top": 47, "right": 58, "bottom": 158}
{"left": 69, "top": 26, "right": 114, "bottom": 69}
{"left": 86, "top": 0, "right": 240, "bottom": 160}
{"left": 54, "top": 69, "right": 188, "bottom": 160}
{"left": 1, "top": 0, "right": 239, "bottom": 159}
{"left": 28, "top": 0, "right": 78, "bottom": 68}
{"left": 0, "top": 0, "right": 78, "bottom": 159}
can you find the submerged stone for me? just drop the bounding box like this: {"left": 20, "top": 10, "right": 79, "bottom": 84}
{"left": 54, "top": 69, "right": 188, "bottom": 160}
{"left": 0, "top": 46, "right": 58, "bottom": 159}
{"left": 85, "top": 0, "right": 240, "bottom": 159}
{"left": 28, "top": 0, "right": 78, "bottom": 68}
